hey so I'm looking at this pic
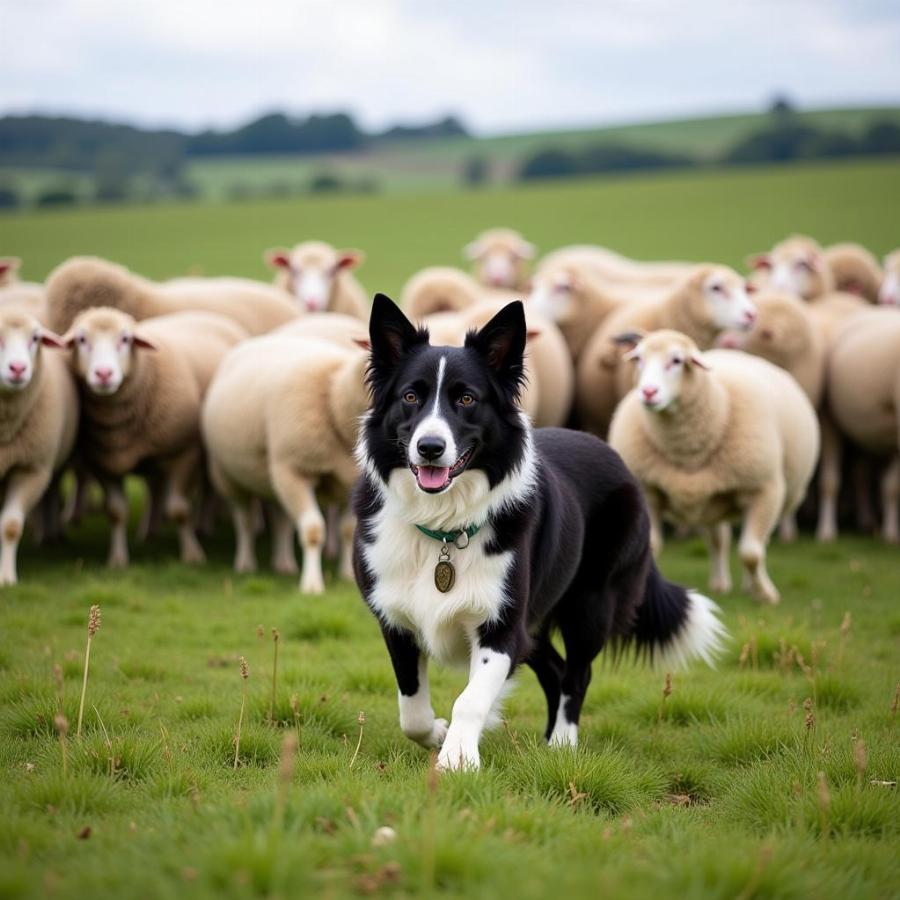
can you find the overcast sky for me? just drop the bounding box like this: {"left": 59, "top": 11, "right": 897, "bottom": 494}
{"left": 2, "top": 0, "right": 899, "bottom": 134}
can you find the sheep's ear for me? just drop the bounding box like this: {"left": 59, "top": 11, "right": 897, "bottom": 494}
{"left": 746, "top": 253, "right": 772, "bottom": 271}
{"left": 0, "top": 257, "right": 21, "bottom": 277}
{"left": 352, "top": 337, "right": 371, "bottom": 351}
{"left": 465, "top": 301, "right": 526, "bottom": 395}
{"left": 335, "top": 250, "right": 364, "bottom": 271}
{"left": 515, "top": 240, "right": 537, "bottom": 260}
{"left": 611, "top": 330, "right": 645, "bottom": 350}
{"left": 745, "top": 281, "right": 758, "bottom": 294}
{"left": 265, "top": 248, "right": 292, "bottom": 269}
{"left": 133, "top": 334, "right": 158, "bottom": 351}
{"left": 688, "top": 353, "right": 710, "bottom": 370}
{"left": 40, "top": 330, "right": 65, "bottom": 349}
{"left": 368, "top": 293, "right": 426, "bottom": 373}
{"left": 463, "top": 239, "right": 485, "bottom": 260}
{"left": 60, "top": 330, "right": 78, "bottom": 349}
{"left": 526, "top": 327, "right": 542, "bottom": 342}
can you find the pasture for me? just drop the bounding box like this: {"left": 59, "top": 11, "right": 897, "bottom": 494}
{"left": 1, "top": 158, "right": 899, "bottom": 899}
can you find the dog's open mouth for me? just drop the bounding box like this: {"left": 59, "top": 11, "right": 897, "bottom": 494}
{"left": 411, "top": 447, "right": 473, "bottom": 493}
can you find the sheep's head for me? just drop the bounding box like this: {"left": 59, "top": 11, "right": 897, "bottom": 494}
{"left": 526, "top": 266, "right": 582, "bottom": 326}
{"left": 64, "top": 307, "right": 157, "bottom": 395}
{"left": 879, "top": 250, "right": 900, "bottom": 307}
{"left": 684, "top": 264, "right": 757, "bottom": 333}
{"left": 617, "top": 329, "right": 709, "bottom": 413}
{"left": 0, "top": 257, "right": 22, "bottom": 288}
{"left": 0, "top": 311, "right": 63, "bottom": 393}
{"left": 746, "top": 235, "right": 833, "bottom": 300}
{"left": 464, "top": 228, "right": 535, "bottom": 289}
{"left": 719, "top": 291, "right": 812, "bottom": 368}
{"left": 266, "top": 240, "right": 364, "bottom": 313}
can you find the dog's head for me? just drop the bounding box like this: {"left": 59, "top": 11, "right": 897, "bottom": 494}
{"left": 362, "top": 293, "right": 528, "bottom": 495}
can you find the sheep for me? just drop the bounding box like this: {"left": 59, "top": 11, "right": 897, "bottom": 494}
{"left": 202, "top": 335, "right": 369, "bottom": 594}
{"left": 273, "top": 311, "right": 369, "bottom": 350}
{"left": 463, "top": 227, "right": 535, "bottom": 290}
{"left": 63, "top": 307, "right": 247, "bottom": 567}
{"left": 747, "top": 234, "right": 836, "bottom": 300}
{"left": 608, "top": 330, "right": 819, "bottom": 604}
{"left": 824, "top": 309, "right": 900, "bottom": 543}
{"left": 0, "top": 283, "right": 47, "bottom": 323}
{"left": 401, "top": 266, "right": 507, "bottom": 322}
{"left": 46, "top": 256, "right": 298, "bottom": 337}
{"left": 575, "top": 265, "right": 757, "bottom": 436}
{"left": 0, "top": 257, "right": 22, "bottom": 287}
{"left": 823, "top": 242, "right": 883, "bottom": 302}
{"left": 536, "top": 245, "right": 695, "bottom": 286}
{"left": 265, "top": 240, "right": 368, "bottom": 318}
{"left": 0, "top": 309, "right": 78, "bottom": 585}
{"left": 879, "top": 250, "right": 900, "bottom": 307}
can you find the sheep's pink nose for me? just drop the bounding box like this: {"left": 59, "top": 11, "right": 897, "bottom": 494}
{"left": 642, "top": 385, "right": 659, "bottom": 401}
{"left": 8, "top": 361, "right": 26, "bottom": 376}
{"left": 94, "top": 367, "right": 113, "bottom": 383}
{"left": 743, "top": 309, "right": 757, "bottom": 325}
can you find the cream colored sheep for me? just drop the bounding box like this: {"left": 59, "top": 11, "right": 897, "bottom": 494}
{"left": 609, "top": 331, "right": 819, "bottom": 604}
{"left": 273, "top": 311, "right": 368, "bottom": 349}
{"left": 879, "top": 250, "right": 900, "bottom": 307}
{"left": 463, "top": 227, "right": 535, "bottom": 290}
{"left": 0, "top": 309, "right": 78, "bottom": 585}
{"left": 0, "top": 282, "right": 47, "bottom": 323}
{"left": 576, "top": 265, "right": 757, "bottom": 436}
{"left": 536, "top": 245, "right": 694, "bottom": 286}
{"left": 0, "top": 258, "right": 21, "bottom": 288}
{"left": 824, "top": 309, "right": 900, "bottom": 543}
{"left": 46, "top": 256, "right": 298, "bottom": 336}
{"left": 202, "top": 336, "right": 369, "bottom": 594}
{"left": 64, "top": 307, "right": 247, "bottom": 567}
{"left": 823, "top": 243, "right": 883, "bottom": 302}
{"left": 747, "top": 234, "right": 836, "bottom": 300}
{"left": 265, "top": 240, "right": 367, "bottom": 318}
{"left": 400, "top": 266, "right": 516, "bottom": 322}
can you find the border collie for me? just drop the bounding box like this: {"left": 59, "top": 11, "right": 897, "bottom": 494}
{"left": 353, "top": 294, "right": 726, "bottom": 770}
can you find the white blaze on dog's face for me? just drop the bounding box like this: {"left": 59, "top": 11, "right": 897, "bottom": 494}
{"left": 267, "top": 244, "right": 363, "bottom": 313}
{"left": 527, "top": 271, "right": 576, "bottom": 325}
{"left": 0, "top": 315, "right": 61, "bottom": 392}
{"left": 66, "top": 313, "right": 156, "bottom": 395}
{"left": 626, "top": 333, "right": 708, "bottom": 413}
{"left": 702, "top": 271, "right": 757, "bottom": 332}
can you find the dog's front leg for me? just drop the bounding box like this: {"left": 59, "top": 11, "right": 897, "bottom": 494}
{"left": 381, "top": 624, "right": 448, "bottom": 749}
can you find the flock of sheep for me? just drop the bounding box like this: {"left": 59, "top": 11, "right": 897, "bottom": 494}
{"left": 0, "top": 230, "right": 897, "bottom": 603}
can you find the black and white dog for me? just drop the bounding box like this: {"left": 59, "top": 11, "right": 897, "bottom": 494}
{"left": 353, "top": 294, "right": 726, "bottom": 770}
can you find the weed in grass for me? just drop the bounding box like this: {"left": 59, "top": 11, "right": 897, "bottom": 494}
{"left": 233, "top": 656, "right": 249, "bottom": 770}
{"left": 268, "top": 628, "right": 279, "bottom": 725}
{"left": 349, "top": 710, "right": 366, "bottom": 770}
{"left": 75, "top": 605, "right": 101, "bottom": 739}
{"left": 52, "top": 714, "right": 68, "bottom": 777}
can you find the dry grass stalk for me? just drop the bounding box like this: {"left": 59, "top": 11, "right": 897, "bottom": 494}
{"left": 349, "top": 710, "right": 366, "bottom": 770}
{"left": 268, "top": 628, "right": 280, "bottom": 725}
{"left": 657, "top": 672, "right": 673, "bottom": 723}
{"left": 233, "top": 656, "right": 249, "bottom": 770}
{"left": 290, "top": 693, "right": 302, "bottom": 746}
{"left": 76, "top": 605, "right": 101, "bottom": 739}
{"left": 803, "top": 697, "right": 815, "bottom": 734}
{"left": 93, "top": 704, "right": 116, "bottom": 777}
{"left": 53, "top": 713, "right": 69, "bottom": 776}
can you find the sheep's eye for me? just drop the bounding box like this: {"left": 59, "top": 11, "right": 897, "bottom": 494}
{"left": 795, "top": 260, "right": 812, "bottom": 272}
{"left": 458, "top": 393, "right": 475, "bottom": 407}
{"left": 670, "top": 356, "right": 683, "bottom": 366}
{"left": 710, "top": 283, "right": 723, "bottom": 293}
{"left": 77, "top": 334, "right": 87, "bottom": 345}
{"left": 31, "top": 332, "right": 40, "bottom": 345}
{"left": 403, "top": 390, "right": 418, "bottom": 404}
{"left": 120, "top": 334, "right": 131, "bottom": 346}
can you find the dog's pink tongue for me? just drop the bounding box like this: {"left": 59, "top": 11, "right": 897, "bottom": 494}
{"left": 417, "top": 466, "right": 450, "bottom": 489}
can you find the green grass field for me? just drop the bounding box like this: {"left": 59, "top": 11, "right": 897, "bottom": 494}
{"left": 1, "top": 158, "right": 899, "bottom": 899}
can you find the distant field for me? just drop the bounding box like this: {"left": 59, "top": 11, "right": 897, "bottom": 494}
{"left": 2, "top": 158, "right": 898, "bottom": 295}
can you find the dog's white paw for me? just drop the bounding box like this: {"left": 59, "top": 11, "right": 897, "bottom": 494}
{"left": 436, "top": 727, "right": 480, "bottom": 771}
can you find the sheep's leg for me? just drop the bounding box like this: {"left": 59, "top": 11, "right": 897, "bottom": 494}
{"left": 338, "top": 508, "right": 356, "bottom": 582}
{"left": 136, "top": 471, "right": 165, "bottom": 543}
{"left": 738, "top": 480, "right": 784, "bottom": 605}
{"left": 100, "top": 476, "right": 129, "bottom": 568}
{"left": 324, "top": 503, "right": 341, "bottom": 561}
{"left": 269, "top": 503, "right": 298, "bottom": 575}
{"left": 705, "top": 521, "right": 732, "bottom": 593}
{"left": 778, "top": 512, "right": 798, "bottom": 543}
{"left": 63, "top": 464, "right": 93, "bottom": 527}
{"left": 0, "top": 468, "right": 52, "bottom": 586}
{"left": 163, "top": 449, "right": 205, "bottom": 564}
{"left": 852, "top": 456, "right": 876, "bottom": 534}
{"left": 880, "top": 456, "right": 900, "bottom": 543}
{"left": 270, "top": 460, "right": 325, "bottom": 595}
{"left": 231, "top": 500, "right": 258, "bottom": 573}
{"left": 816, "top": 413, "right": 842, "bottom": 542}
{"left": 644, "top": 489, "right": 664, "bottom": 557}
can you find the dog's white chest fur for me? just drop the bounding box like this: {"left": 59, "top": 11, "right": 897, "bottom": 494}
{"left": 362, "top": 471, "right": 514, "bottom": 666}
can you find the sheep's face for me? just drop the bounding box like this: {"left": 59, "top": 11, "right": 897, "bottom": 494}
{"left": 465, "top": 232, "right": 535, "bottom": 289}
{"left": 527, "top": 270, "right": 578, "bottom": 325}
{"left": 0, "top": 315, "right": 60, "bottom": 392}
{"left": 267, "top": 243, "right": 363, "bottom": 313}
{"left": 624, "top": 331, "right": 708, "bottom": 414}
{"left": 879, "top": 252, "right": 900, "bottom": 307}
{"left": 748, "top": 239, "right": 828, "bottom": 300}
{"left": 66, "top": 313, "right": 156, "bottom": 396}
{"left": 700, "top": 269, "right": 757, "bottom": 332}
{"left": 730, "top": 294, "right": 810, "bottom": 367}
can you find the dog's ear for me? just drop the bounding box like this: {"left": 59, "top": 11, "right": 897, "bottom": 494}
{"left": 368, "top": 293, "right": 426, "bottom": 375}
{"left": 465, "top": 301, "right": 527, "bottom": 397}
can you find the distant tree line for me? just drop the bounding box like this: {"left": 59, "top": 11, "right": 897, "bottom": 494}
{"left": 517, "top": 113, "right": 900, "bottom": 181}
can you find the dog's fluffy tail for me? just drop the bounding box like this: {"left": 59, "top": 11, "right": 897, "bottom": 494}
{"left": 632, "top": 562, "right": 728, "bottom": 668}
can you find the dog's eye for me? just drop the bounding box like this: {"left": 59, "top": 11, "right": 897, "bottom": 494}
{"left": 458, "top": 393, "right": 476, "bottom": 407}
{"left": 403, "top": 390, "right": 418, "bottom": 404}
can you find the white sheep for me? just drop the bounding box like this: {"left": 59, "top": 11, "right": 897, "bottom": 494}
{"left": 879, "top": 250, "right": 900, "bottom": 307}
{"left": 273, "top": 311, "right": 369, "bottom": 349}
{"left": 0, "top": 258, "right": 21, "bottom": 288}
{"left": 0, "top": 309, "right": 78, "bottom": 585}
{"left": 576, "top": 265, "right": 757, "bottom": 436}
{"left": 202, "top": 335, "right": 369, "bottom": 593}
{"left": 608, "top": 330, "right": 819, "bottom": 604}
{"left": 265, "top": 240, "right": 368, "bottom": 318}
{"left": 747, "top": 234, "right": 836, "bottom": 301}
{"left": 400, "top": 266, "right": 518, "bottom": 322}
{"left": 63, "top": 307, "right": 247, "bottom": 567}
{"left": 463, "top": 228, "right": 535, "bottom": 290}
{"left": 823, "top": 242, "right": 883, "bottom": 303}
{"left": 46, "top": 256, "right": 298, "bottom": 337}
{"left": 824, "top": 308, "right": 900, "bottom": 543}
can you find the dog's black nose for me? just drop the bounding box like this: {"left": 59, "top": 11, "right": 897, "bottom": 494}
{"left": 417, "top": 436, "right": 446, "bottom": 461}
